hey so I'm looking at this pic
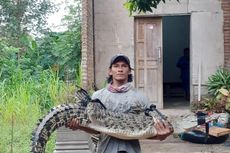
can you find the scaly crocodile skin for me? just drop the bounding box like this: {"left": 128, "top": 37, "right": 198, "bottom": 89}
{"left": 31, "top": 88, "right": 172, "bottom": 153}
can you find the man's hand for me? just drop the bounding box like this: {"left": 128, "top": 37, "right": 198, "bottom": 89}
{"left": 66, "top": 118, "right": 81, "bottom": 130}
{"left": 149, "top": 120, "right": 174, "bottom": 141}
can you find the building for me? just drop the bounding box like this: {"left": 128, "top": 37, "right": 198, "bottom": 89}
{"left": 81, "top": 0, "right": 230, "bottom": 109}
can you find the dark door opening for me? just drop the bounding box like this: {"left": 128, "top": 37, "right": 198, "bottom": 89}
{"left": 163, "top": 15, "right": 190, "bottom": 109}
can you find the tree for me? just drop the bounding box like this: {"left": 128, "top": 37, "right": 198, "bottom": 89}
{"left": 124, "top": 0, "right": 179, "bottom": 15}
{"left": 0, "top": 0, "right": 55, "bottom": 78}
{"left": 0, "top": 0, "right": 56, "bottom": 40}
{"left": 37, "top": 0, "right": 82, "bottom": 81}
{"left": 37, "top": 28, "right": 81, "bottom": 80}
{"left": 0, "top": 0, "right": 82, "bottom": 81}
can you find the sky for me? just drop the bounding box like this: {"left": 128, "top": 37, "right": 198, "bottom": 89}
{"left": 47, "top": 0, "right": 69, "bottom": 31}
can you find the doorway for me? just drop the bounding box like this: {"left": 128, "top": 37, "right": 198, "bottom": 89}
{"left": 162, "top": 15, "right": 190, "bottom": 109}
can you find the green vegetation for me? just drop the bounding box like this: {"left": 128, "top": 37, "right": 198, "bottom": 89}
{"left": 191, "top": 68, "right": 230, "bottom": 113}
{"left": 207, "top": 68, "right": 230, "bottom": 96}
{"left": 124, "top": 0, "right": 179, "bottom": 15}
{"left": 0, "top": 0, "right": 82, "bottom": 152}
{"left": 0, "top": 70, "right": 76, "bottom": 152}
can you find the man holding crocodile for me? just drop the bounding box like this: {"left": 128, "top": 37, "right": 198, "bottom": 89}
{"left": 68, "top": 54, "right": 173, "bottom": 153}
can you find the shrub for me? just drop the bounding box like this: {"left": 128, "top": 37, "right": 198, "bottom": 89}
{"left": 207, "top": 68, "right": 230, "bottom": 96}
{"left": 191, "top": 68, "right": 230, "bottom": 113}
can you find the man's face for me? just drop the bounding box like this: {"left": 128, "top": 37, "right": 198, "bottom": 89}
{"left": 109, "top": 61, "right": 131, "bottom": 83}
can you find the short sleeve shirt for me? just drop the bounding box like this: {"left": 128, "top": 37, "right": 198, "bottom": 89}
{"left": 91, "top": 84, "right": 150, "bottom": 153}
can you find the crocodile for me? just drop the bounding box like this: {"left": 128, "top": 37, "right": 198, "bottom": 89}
{"left": 31, "top": 87, "right": 173, "bottom": 153}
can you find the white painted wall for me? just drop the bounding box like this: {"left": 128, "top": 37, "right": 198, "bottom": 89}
{"left": 94, "top": 0, "right": 134, "bottom": 88}
{"left": 191, "top": 11, "right": 224, "bottom": 82}
{"left": 190, "top": 11, "right": 224, "bottom": 100}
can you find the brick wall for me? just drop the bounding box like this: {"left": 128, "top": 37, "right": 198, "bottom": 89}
{"left": 81, "top": 0, "right": 95, "bottom": 90}
{"left": 221, "top": 0, "right": 230, "bottom": 70}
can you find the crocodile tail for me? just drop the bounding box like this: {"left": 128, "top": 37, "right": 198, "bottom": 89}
{"left": 30, "top": 103, "right": 81, "bottom": 153}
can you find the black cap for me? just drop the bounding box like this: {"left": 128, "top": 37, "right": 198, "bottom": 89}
{"left": 109, "top": 54, "right": 131, "bottom": 69}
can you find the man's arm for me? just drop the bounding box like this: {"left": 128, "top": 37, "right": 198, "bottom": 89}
{"left": 78, "top": 126, "right": 100, "bottom": 134}
{"left": 66, "top": 118, "right": 100, "bottom": 134}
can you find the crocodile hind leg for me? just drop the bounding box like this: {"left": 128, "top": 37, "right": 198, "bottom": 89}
{"left": 31, "top": 103, "right": 85, "bottom": 153}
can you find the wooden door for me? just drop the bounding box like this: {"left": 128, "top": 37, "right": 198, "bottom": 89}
{"left": 135, "top": 18, "right": 163, "bottom": 108}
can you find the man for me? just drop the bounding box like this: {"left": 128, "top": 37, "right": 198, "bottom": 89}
{"left": 68, "top": 54, "right": 173, "bottom": 153}
{"left": 177, "top": 48, "right": 190, "bottom": 100}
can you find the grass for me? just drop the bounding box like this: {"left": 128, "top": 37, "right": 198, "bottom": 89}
{"left": 0, "top": 70, "right": 77, "bottom": 153}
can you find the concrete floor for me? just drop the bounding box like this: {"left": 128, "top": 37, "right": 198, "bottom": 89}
{"left": 164, "top": 96, "right": 190, "bottom": 109}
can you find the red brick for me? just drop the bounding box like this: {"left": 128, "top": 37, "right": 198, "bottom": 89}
{"left": 81, "top": 0, "right": 95, "bottom": 90}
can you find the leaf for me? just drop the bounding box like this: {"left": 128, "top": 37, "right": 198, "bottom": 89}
{"left": 31, "top": 40, "right": 38, "bottom": 50}
{"left": 146, "top": 6, "right": 153, "bottom": 12}
{"left": 207, "top": 68, "right": 230, "bottom": 96}
{"left": 124, "top": 2, "right": 135, "bottom": 16}
{"left": 218, "top": 88, "right": 230, "bottom": 96}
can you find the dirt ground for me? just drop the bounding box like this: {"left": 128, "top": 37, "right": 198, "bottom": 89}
{"left": 140, "top": 108, "right": 230, "bottom": 153}
{"left": 140, "top": 135, "right": 230, "bottom": 153}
